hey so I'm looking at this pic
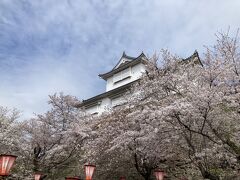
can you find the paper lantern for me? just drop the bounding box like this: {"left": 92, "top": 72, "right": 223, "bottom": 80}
{"left": 154, "top": 170, "right": 165, "bottom": 180}
{"left": 0, "top": 154, "right": 17, "bottom": 176}
{"left": 85, "top": 164, "right": 96, "bottom": 180}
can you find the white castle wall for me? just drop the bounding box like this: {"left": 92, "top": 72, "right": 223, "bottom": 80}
{"left": 85, "top": 62, "right": 146, "bottom": 115}
{"left": 106, "top": 63, "right": 146, "bottom": 91}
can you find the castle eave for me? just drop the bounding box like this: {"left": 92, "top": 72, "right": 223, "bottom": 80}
{"left": 75, "top": 80, "right": 139, "bottom": 108}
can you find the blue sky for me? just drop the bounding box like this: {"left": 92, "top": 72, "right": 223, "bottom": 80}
{"left": 0, "top": 0, "right": 239, "bottom": 119}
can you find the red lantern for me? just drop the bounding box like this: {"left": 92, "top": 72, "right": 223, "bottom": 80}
{"left": 34, "top": 173, "right": 42, "bottom": 180}
{"left": 0, "top": 154, "right": 17, "bottom": 176}
{"left": 154, "top": 170, "right": 165, "bottom": 180}
{"left": 119, "top": 177, "right": 126, "bottom": 180}
{"left": 65, "top": 177, "right": 81, "bottom": 180}
{"left": 85, "top": 164, "right": 96, "bottom": 180}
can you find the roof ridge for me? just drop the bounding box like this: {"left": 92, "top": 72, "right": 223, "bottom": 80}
{"left": 183, "top": 50, "right": 203, "bottom": 66}
{"left": 122, "top": 51, "right": 136, "bottom": 60}
{"left": 99, "top": 52, "right": 148, "bottom": 80}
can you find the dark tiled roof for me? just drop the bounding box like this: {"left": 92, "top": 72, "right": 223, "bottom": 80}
{"left": 111, "top": 51, "right": 136, "bottom": 70}
{"left": 182, "top": 50, "right": 203, "bottom": 66}
{"left": 99, "top": 52, "right": 148, "bottom": 80}
{"left": 75, "top": 80, "right": 138, "bottom": 108}
{"left": 122, "top": 51, "right": 136, "bottom": 60}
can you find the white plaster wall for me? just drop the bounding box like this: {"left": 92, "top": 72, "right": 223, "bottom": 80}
{"left": 85, "top": 104, "right": 99, "bottom": 114}
{"left": 85, "top": 95, "right": 126, "bottom": 115}
{"left": 85, "top": 97, "right": 111, "bottom": 115}
{"left": 106, "top": 63, "right": 146, "bottom": 91}
{"left": 85, "top": 62, "right": 146, "bottom": 115}
{"left": 106, "top": 77, "right": 114, "bottom": 91}
{"left": 97, "top": 98, "right": 111, "bottom": 113}
{"left": 111, "top": 95, "right": 125, "bottom": 107}
{"left": 131, "top": 63, "right": 146, "bottom": 81}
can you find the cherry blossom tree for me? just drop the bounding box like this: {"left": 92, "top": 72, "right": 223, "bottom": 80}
{"left": 131, "top": 31, "right": 240, "bottom": 179}
{"left": 22, "top": 93, "right": 84, "bottom": 179}
{"left": 0, "top": 106, "right": 33, "bottom": 179}
{"left": 77, "top": 60, "right": 198, "bottom": 179}
{"left": 1, "top": 31, "right": 240, "bottom": 180}
{"left": 77, "top": 31, "right": 240, "bottom": 180}
{"left": 0, "top": 106, "right": 20, "bottom": 154}
{"left": 158, "top": 32, "right": 240, "bottom": 179}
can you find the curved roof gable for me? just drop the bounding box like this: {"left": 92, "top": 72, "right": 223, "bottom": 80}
{"left": 99, "top": 52, "right": 148, "bottom": 80}
{"left": 182, "top": 50, "right": 203, "bottom": 66}
{"left": 113, "top": 51, "right": 135, "bottom": 70}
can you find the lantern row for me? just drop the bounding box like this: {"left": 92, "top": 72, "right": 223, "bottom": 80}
{"left": 0, "top": 154, "right": 169, "bottom": 180}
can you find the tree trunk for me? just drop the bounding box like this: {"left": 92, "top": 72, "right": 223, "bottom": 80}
{"left": 198, "top": 164, "right": 220, "bottom": 180}
{"left": 143, "top": 174, "right": 151, "bottom": 180}
{"left": 203, "top": 172, "right": 220, "bottom": 180}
